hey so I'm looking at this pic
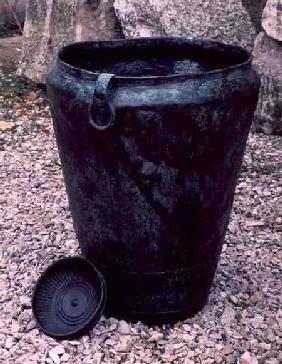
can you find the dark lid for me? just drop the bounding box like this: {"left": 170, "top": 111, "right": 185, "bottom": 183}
{"left": 32, "top": 257, "right": 106, "bottom": 339}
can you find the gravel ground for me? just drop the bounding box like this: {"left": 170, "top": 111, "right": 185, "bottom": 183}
{"left": 0, "top": 66, "right": 281, "bottom": 364}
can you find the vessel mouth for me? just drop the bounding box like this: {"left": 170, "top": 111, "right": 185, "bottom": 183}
{"left": 57, "top": 37, "right": 252, "bottom": 81}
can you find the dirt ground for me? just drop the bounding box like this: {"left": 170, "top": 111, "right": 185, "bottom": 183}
{"left": 0, "top": 36, "right": 22, "bottom": 68}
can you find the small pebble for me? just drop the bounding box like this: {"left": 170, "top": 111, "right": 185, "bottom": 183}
{"left": 117, "top": 320, "right": 131, "bottom": 335}
{"left": 19, "top": 296, "right": 31, "bottom": 308}
{"left": 5, "top": 337, "right": 13, "bottom": 349}
{"left": 148, "top": 331, "right": 164, "bottom": 342}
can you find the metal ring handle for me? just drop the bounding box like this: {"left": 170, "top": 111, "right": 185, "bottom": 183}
{"left": 89, "top": 73, "right": 115, "bottom": 131}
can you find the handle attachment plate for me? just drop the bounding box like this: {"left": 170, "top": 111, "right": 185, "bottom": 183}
{"left": 89, "top": 73, "right": 115, "bottom": 131}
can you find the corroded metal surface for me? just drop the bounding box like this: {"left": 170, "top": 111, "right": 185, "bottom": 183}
{"left": 47, "top": 38, "right": 260, "bottom": 323}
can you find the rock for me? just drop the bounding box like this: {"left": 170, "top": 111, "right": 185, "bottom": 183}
{"left": 266, "top": 331, "right": 276, "bottom": 342}
{"left": 48, "top": 352, "right": 60, "bottom": 364}
{"left": 276, "top": 309, "right": 282, "bottom": 328}
{"left": 108, "top": 317, "right": 119, "bottom": 325}
{"left": 68, "top": 340, "right": 81, "bottom": 346}
{"left": 17, "top": 0, "right": 122, "bottom": 83}
{"left": 0, "top": 121, "right": 15, "bottom": 131}
{"left": 221, "top": 307, "right": 236, "bottom": 325}
{"left": 11, "top": 320, "right": 20, "bottom": 333}
{"left": 184, "top": 360, "right": 195, "bottom": 364}
{"left": 93, "top": 353, "right": 103, "bottom": 364}
{"left": 223, "top": 345, "right": 234, "bottom": 355}
{"left": 253, "top": 32, "right": 282, "bottom": 135}
{"left": 60, "top": 353, "right": 70, "bottom": 362}
{"left": 116, "top": 335, "right": 131, "bottom": 352}
{"left": 242, "top": 0, "right": 268, "bottom": 33}
{"left": 114, "top": 0, "right": 257, "bottom": 49}
{"left": 49, "top": 345, "right": 65, "bottom": 364}
{"left": 26, "top": 320, "right": 36, "bottom": 332}
{"left": 228, "top": 221, "right": 237, "bottom": 234}
{"left": 51, "top": 345, "right": 65, "bottom": 356}
{"left": 172, "top": 343, "right": 185, "bottom": 351}
{"left": 5, "top": 337, "right": 13, "bottom": 349}
{"left": 0, "top": 0, "right": 26, "bottom": 32}
{"left": 117, "top": 320, "right": 131, "bottom": 335}
{"left": 162, "top": 354, "right": 177, "bottom": 362}
{"left": 251, "top": 314, "right": 264, "bottom": 328}
{"left": 105, "top": 338, "right": 117, "bottom": 346}
{"left": 148, "top": 331, "right": 164, "bottom": 342}
{"left": 238, "top": 351, "right": 259, "bottom": 364}
{"left": 20, "top": 295, "right": 31, "bottom": 308}
{"left": 262, "top": 0, "right": 282, "bottom": 41}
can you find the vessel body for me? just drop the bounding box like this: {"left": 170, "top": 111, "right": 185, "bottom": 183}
{"left": 47, "top": 37, "right": 260, "bottom": 322}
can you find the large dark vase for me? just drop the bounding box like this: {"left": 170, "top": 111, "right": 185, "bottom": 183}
{"left": 46, "top": 37, "right": 260, "bottom": 323}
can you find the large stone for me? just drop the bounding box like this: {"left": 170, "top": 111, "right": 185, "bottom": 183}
{"left": 242, "top": 0, "right": 268, "bottom": 33}
{"left": 114, "top": 0, "right": 257, "bottom": 50}
{"left": 262, "top": 0, "right": 282, "bottom": 41}
{"left": 0, "top": 0, "right": 26, "bottom": 21}
{"left": 253, "top": 32, "right": 282, "bottom": 135}
{"left": 17, "top": 0, "right": 122, "bottom": 83}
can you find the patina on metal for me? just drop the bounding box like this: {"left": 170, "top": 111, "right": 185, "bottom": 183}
{"left": 46, "top": 37, "right": 260, "bottom": 323}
